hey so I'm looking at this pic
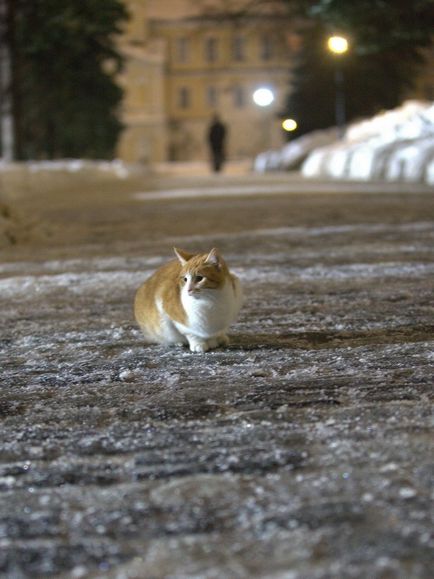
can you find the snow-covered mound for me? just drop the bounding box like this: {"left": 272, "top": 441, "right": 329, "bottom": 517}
{"left": 27, "top": 159, "right": 132, "bottom": 179}
{"left": 303, "top": 101, "right": 434, "bottom": 184}
{"left": 254, "top": 127, "right": 338, "bottom": 173}
{"left": 0, "top": 158, "right": 132, "bottom": 178}
{"left": 0, "top": 202, "right": 16, "bottom": 246}
{"left": 0, "top": 159, "right": 136, "bottom": 247}
{"left": 255, "top": 101, "right": 434, "bottom": 185}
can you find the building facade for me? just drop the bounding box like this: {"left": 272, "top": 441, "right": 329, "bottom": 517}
{"left": 116, "top": 1, "right": 167, "bottom": 164}
{"left": 117, "top": 0, "right": 297, "bottom": 164}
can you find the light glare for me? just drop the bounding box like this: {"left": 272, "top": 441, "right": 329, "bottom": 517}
{"left": 327, "top": 36, "right": 349, "bottom": 54}
{"left": 282, "top": 118, "right": 297, "bottom": 132}
{"left": 253, "top": 87, "right": 274, "bottom": 107}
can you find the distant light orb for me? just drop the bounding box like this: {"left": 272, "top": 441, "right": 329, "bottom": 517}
{"left": 282, "top": 118, "right": 297, "bottom": 132}
{"left": 253, "top": 87, "right": 274, "bottom": 107}
{"left": 327, "top": 35, "right": 349, "bottom": 55}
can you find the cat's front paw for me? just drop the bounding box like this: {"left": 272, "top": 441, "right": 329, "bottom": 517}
{"left": 189, "top": 340, "right": 209, "bottom": 353}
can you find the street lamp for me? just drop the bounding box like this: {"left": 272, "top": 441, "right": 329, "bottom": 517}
{"left": 252, "top": 87, "right": 274, "bottom": 107}
{"left": 327, "top": 35, "right": 348, "bottom": 55}
{"left": 282, "top": 118, "right": 297, "bottom": 132}
{"left": 253, "top": 87, "right": 275, "bottom": 150}
{"left": 327, "top": 35, "right": 349, "bottom": 138}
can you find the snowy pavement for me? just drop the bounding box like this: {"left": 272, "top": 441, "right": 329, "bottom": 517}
{"left": 0, "top": 169, "right": 433, "bottom": 578}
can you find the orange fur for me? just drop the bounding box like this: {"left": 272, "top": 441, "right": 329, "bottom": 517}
{"left": 134, "top": 259, "right": 186, "bottom": 340}
{"left": 134, "top": 247, "right": 242, "bottom": 352}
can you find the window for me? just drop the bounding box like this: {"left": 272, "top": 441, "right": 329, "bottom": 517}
{"left": 178, "top": 86, "right": 190, "bottom": 109}
{"left": 176, "top": 37, "right": 190, "bottom": 63}
{"left": 260, "top": 34, "right": 273, "bottom": 61}
{"left": 232, "top": 35, "right": 245, "bottom": 61}
{"left": 233, "top": 85, "right": 245, "bottom": 108}
{"left": 206, "top": 86, "right": 218, "bottom": 108}
{"left": 205, "top": 37, "right": 218, "bottom": 63}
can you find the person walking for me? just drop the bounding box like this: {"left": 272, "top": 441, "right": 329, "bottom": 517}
{"left": 207, "top": 114, "right": 227, "bottom": 173}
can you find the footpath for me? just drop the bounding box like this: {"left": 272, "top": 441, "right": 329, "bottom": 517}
{"left": 0, "top": 167, "right": 433, "bottom": 578}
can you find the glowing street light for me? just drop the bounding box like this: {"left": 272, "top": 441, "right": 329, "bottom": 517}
{"left": 327, "top": 35, "right": 349, "bottom": 55}
{"left": 253, "top": 87, "right": 275, "bottom": 150}
{"left": 327, "top": 35, "right": 349, "bottom": 138}
{"left": 253, "top": 87, "right": 274, "bottom": 107}
{"left": 282, "top": 118, "right": 297, "bottom": 132}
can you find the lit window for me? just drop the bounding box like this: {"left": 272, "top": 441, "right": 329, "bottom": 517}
{"left": 176, "top": 37, "right": 190, "bottom": 63}
{"left": 178, "top": 86, "right": 190, "bottom": 109}
{"left": 232, "top": 35, "right": 245, "bottom": 61}
{"left": 206, "top": 86, "right": 218, "bottom": 108}
{"left": 261, "top": 35, "right": 273, "bottom": 60}
{"left": 233, "top": 86, "right": 245, "bottom": 108}
{"left": 205, "top": 37, "right": 218, "bottom": 62}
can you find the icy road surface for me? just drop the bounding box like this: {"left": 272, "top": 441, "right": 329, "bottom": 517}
{"left": 0, "top": 170, "right": 433, "bottom": 578}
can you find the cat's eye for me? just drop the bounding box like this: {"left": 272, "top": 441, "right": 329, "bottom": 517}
{"left": 194, "top": 275, "right": 204, "bottom": 282}
{"left": 183, "top": 277, "right": 188, "bottom": 282}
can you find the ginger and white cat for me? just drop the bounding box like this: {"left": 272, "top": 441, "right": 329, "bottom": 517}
{"left": 134, "top": 247, "right": 242, "bottom": 353}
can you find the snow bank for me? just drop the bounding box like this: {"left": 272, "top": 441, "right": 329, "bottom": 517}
{"left": 29, "top": 159, "right": 133, "bottom": 179}
{"left": 0, "top": 202, "right": 16, "bottom": 246}
{"left": 0, "top": 159, "right": 132, "bottom": 179}
{"left": 0, "top": 159, "right": 144, "bottom": 247}
{"left": 254, "top": 127, "right": 338, "bottom": 173}
{"left": 303, "top": 101, "right": 434, "bottom": 184}
{"left": 255, "top": 101, "right": 434, "bottom": 185}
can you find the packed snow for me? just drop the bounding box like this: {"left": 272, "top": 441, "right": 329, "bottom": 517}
{"left": 0, "top": 169, "right": 433, "bottom": 577}
{"left": 255, "top": 101, "right": 434, "bottom": 185}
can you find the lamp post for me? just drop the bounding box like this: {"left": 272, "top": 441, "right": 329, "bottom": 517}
{"left": 253, "top": 87, "right": 275, "bottom": 150}
{"left": 327, "top": 35, "right": 349, "bottom": 139}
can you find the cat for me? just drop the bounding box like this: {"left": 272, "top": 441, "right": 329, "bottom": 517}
{"left": 134, "top": 247, "right": 242, "bottom": 353}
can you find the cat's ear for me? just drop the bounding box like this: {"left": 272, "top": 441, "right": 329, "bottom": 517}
{"left": 205, "top": 248, "right": 222, "bottom": 269}
{"left": 174, "top": 247, "right": 193, "bottom": 265}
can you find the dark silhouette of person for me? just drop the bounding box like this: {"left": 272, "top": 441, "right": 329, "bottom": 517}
{"left": 207, "top": 114, "right": 227, "bottom": 172}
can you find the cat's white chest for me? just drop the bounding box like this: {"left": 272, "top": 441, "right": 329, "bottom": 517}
{"left": 177, "top": 277, "right": 242, "bottom": 338}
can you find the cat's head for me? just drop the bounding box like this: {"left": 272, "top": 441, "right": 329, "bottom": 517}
{"left": 174, "top": 247, "right": 228, "bottom": 296}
